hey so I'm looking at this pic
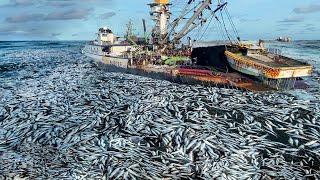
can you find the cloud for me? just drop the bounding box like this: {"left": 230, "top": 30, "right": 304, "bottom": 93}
{"left": 6, "top": 14, "right": 44, "bottom": 23}
{"left": 239, "top": 18, "right": 261, "bottom": 23}
{"left": 2, "top": 0, "right": 111, "bottom": 7}
{"left": 0, "top": 25, "right": 40, "bottom": 35}
{"left": 72, "top": 33, "right": 78, "bottom": 37}
{"left": 0, "top": 26, "right": 20, "bottom": 35}
{"left": 278, "top": 16, "right": 304, "bottom": 23}
{"left": 277, "top": 23, "right": 295, "bottom": 26}
{"left": 293, "top": 4, "right": 320, "bottom": 14}
{"left": 0, "top": 23, "right": 66, "bottom": 40}
{"left": 0, "top": 0, "right": 35, "bottom": 7}
{"left": 10, "top": 0, "right": 35, "bottom": 6}
{"left": 45, "top": 8, "right": 92, "bottom": 20}
{"left": 306, "top": 27, "right": 317, "bottom": 31}
{"left": 45, "top": 1, "right": 75, "bottom": 7}
{"left": 304, "top": 24, "right": 314, "bottom": 27}
{"left": 51, "top": 33, "right": 61, "bottom": 37}
{"left": 6, "top": 8, "right": 93, "bottom": 23}
{"left": 277, "top": 28, "right": 289, "bottom": 32}
{"left": 100, "top": 12, "right": 116, "bottom": 19}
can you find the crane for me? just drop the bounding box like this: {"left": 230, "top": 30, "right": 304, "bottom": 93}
{"left": 149, "top": 0, "right": 236, "bottom": 52}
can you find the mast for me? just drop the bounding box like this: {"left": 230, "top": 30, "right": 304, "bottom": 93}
{"left": 148, "top": 0, "right": 236, "bottom": 51}
{"left": 149, "top": 0, "right": 170, "bottom": 45}
{"left": 126, "top": 20, "right": 134, "bottom": 38}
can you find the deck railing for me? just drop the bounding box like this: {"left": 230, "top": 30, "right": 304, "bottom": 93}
{"left": 267, "top": 48, "right": 282, "bottom": 55}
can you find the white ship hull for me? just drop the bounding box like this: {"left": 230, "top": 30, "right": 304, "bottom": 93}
{"left": 83, "top": 44, "right": 129, "bottom": 68}
{"left": 226, "top": 55, "right": 261, "bottom": 77}
{"left": 83, "top": 51, "right": 103, "bottom": 62}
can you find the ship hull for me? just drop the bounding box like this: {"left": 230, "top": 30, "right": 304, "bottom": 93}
{"left": 83, "top": 49, "right": 175, "bottom": 82}
{"left": 83, "top": 47, "right": 129, "bottom": 69}
{"left": 226, "top": 55, "right": 261, "bottom": 77}
{"left": 84, "top": 52, "right": 129, "bottom": 69}
{"left": 83, "top": 51, "right": 103, "bottom": 62}
{"left": 101, "top": 56, "right": 128, "bottom": 69}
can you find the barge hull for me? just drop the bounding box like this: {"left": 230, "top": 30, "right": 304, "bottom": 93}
{"left": 225, "top": 51, "right": 313, "bottom": 79}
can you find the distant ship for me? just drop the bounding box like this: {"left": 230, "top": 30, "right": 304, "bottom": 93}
{"left": 82, "top": 0, "right": 313, "bottom": 91}
{"left": 276, "top": 37, "right": 292, "bottom": 42}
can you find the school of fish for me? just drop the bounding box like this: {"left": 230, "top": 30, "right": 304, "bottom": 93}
{"left": 0, "top": 42, "right": 319, "bottom": 179}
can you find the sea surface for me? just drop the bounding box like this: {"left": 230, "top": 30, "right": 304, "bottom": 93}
{"left": 0, "top": 41, "right": 319, "bottom": 179}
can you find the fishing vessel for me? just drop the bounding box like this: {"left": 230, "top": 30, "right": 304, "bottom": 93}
{"left": 83, "top": 0, "right": 313, "bottom": 91}
{"left": 277, "top": 37, "right": 292, "bottom": 42}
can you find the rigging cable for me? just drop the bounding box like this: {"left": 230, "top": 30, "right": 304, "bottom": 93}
{"left": 198, "top": 13, "right": 215, "bottom": 41}
{"left": 225, "top": 6, "right": 240, "bottom": 42}
{"left": 215, "top": 16, "right": 229, "bottom": 43}
{"left": 194, "top": 9, "right": 207, "bottom": 40}
{"left": 192, "top": 1, "right": 225, "bottom": 41}
{"left": 194, "top": 10, "right": 211, "bottom": 40}
{"left": 166, "top": 1, "right": 201, "bottom": 41}
{"left": 219, "top": 9, "right": 233, "bottom": 44}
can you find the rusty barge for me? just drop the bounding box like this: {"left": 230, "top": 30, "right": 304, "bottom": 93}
{"left": 225, "top": 44, "right": 312, "bottom": 89}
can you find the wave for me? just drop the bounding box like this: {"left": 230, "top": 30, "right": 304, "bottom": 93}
{"left": 295, "top": 41, "right": 320, "bottom": 49}
{"left": 0, "top": 62, "right": 31, "bottom": 73}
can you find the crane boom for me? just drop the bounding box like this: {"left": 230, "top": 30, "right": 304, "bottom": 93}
{"left": 173, "top": 0, "right": 212, "bottom": 42}
{"left": 148, "top": 0, "right": 231, "bottom": 52}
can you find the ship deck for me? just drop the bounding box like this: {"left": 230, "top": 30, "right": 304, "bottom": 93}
{"left": 240, "top": 53, "right": 311, "bottom": 69}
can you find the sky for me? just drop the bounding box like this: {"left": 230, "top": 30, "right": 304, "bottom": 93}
{"left": 0, "top": 0, "right": 319, "bottom": 41}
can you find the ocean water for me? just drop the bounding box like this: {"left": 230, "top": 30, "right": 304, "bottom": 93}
{"left": 0, "top": 41, "right": 319, "bottom": 179}
{"left": 266, "top": 41, "right": 320, "bottom": 70}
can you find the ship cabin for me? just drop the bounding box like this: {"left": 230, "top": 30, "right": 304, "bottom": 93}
{"left": 84, "top": 27, "right": 132, "bottom": 57}
{"left": 96, "top": 27, "right": 118, "bottom": 46}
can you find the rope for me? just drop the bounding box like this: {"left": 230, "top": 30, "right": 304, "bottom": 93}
{"left": 194, "top": 10, "right": 213, "bottom": 40}
{"left": 167, "top": 1, "right": 201, "bottom": 40}
{"left": 215, "top": 16, "right": 229, "bottom": 44}
{"left": 225, "top": 6, "right": 240, "bottom": 42}
{"left": 219, "top": 9, "right": 233, "bottom": 43}
{"left": 198, "top": 13, "right": 215, "bottom": 41}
